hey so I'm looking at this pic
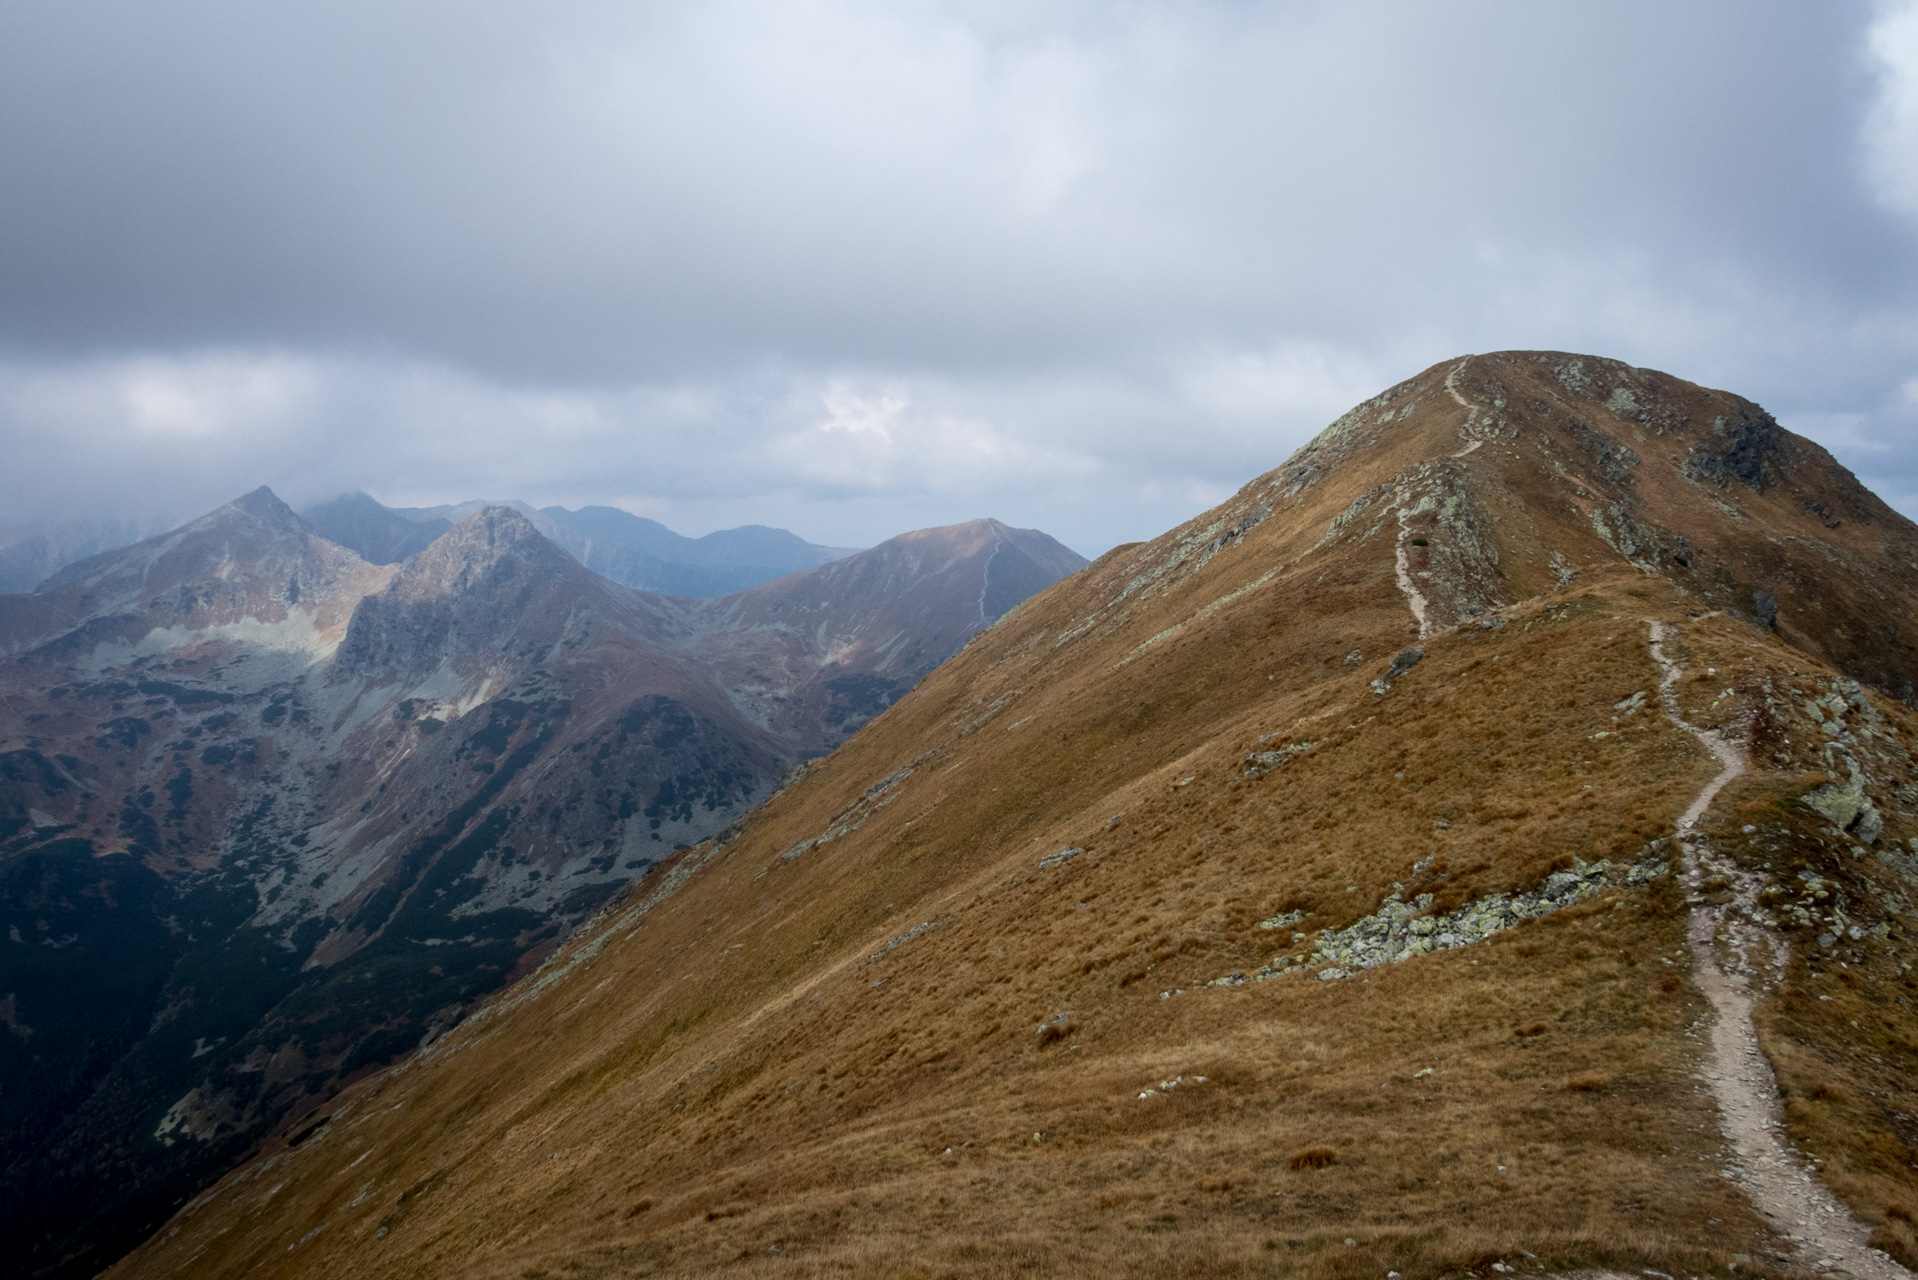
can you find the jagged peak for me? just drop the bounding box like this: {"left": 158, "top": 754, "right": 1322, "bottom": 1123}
{"left": 407, "top": 504, "right": 548, "bottom": 565}
{"left": 443, "top": 502, "right": 543, "bottom": 546}
{"left": 370, "top": 503, "right": 584, "bottom": 605}
{"left": 222, "top": 485, "right": 307, "bottom": 532}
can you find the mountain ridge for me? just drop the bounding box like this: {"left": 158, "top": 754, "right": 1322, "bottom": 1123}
{"left": 303, "top": 493, "right": 861, "bottom": 598}
{"left": 104, "top": 351, "right": 1918, "bottom": 1280}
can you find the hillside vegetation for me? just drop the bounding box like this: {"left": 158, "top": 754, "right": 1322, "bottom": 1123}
{"left": 114, "top": 353, "right": 1918, "bottom": 1279}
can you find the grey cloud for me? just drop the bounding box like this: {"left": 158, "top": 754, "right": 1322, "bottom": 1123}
{"left": 0, "top": 0, "right": 1914, "bottom": 554}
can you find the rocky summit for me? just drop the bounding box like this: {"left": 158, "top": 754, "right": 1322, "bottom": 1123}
{"left": 0, "top": 497, "right": 1082, "bottom": 1278}
{"left": 93, "top": 352, "right": 1918, "bottom": 1280}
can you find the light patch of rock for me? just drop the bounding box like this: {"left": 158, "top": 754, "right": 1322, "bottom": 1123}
{"left": 1253, "top": 850, "right": 1670, "bottom": 982}
{"left": 779, "top": 766, "right": 915, "bottom": 861}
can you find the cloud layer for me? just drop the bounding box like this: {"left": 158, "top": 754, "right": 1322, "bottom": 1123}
{"left": 2, "top": 0, "right": 1915, "bottom": 554}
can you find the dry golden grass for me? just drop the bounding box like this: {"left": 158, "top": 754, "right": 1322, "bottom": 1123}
{"left": 109, "top": 353, "right": 1918, "bottom": 1280}
{"left": 113, "top": 574, "right": 1796, "bottom": 1280}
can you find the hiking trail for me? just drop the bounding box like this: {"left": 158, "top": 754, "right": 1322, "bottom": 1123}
{"left": 1391, "top": 357, "right": 1484, "bottom": 638}
{"left": 1647, "top": 619, "right": 1913, "bottom": 1280}
{"left": 1444, "top": 355, "right": 1484, "bottom": 458}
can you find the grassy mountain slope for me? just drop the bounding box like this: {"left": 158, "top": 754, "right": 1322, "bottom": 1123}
{"left": 114, "top": 353, "right": 1918, "bottom": 1279}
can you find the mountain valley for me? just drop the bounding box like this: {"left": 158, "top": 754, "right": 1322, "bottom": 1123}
{"left": 0, "top": 496, "right": 1081, "bottom": 1277}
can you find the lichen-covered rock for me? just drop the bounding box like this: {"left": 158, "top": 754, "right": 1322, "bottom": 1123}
{"left": 1243, "top": 741, "right": 1318, "bottom": 779}
{"left": 1251, "top": 851, "right": 1670, "bottom": 981}
{"left": 1035, "top": 1011, "right": 1076, "bottom": 1045}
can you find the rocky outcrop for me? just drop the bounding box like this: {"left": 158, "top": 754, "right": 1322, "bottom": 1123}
{"left": 1682, "top": 402, "right": 1786, "bottom": 493}
{"left": 1268, "top": 853, "right": 1668, "bottom": 983}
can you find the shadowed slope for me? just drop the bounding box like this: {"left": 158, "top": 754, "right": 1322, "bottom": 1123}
{"left": 689, "top": 519, "right": 1088, "bottom": 751}
{"left": 300, "top": 493, "right": 451, "bottom": 567}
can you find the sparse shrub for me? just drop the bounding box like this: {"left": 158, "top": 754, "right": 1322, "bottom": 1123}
{"left": 1288, "top": 1146, "right": 1337, "bottom": 1170}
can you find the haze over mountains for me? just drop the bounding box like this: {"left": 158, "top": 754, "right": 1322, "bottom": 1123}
{"left": 0, "top": 495, "right": 860, "bottom": 602}
{"left": 104, "top": 353, "right": 1918, "bottom": 1280}
{"left": 0, "top": 495, "right": 1082, "bottom": 1277}
{"left": 300, "top": 494, "right": 859, "bottom": 598}
{"left": 0, "top": 516, "right": 178, "bottom": 595}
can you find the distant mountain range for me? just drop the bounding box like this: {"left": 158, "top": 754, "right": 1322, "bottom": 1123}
{"left": 0, "top": 492, "right": 1083, "bottom": 1277}
{"left": 300, "top": 492, "right": 860, "bottom": 596}
{"left": 0, "top": 495, "right": 860, "bottom": 600}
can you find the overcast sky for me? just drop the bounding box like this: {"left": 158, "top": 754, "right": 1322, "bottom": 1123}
{"left": 2, "top": 0, "right": 1916, "bottom": 557}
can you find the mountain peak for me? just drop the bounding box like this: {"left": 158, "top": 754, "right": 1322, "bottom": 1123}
{"left": 392, "top": 503, "right": 575, "bottom": 586}
{"left": 1210, "top": 348, "right": 1915, "bottom": 696}
{"left": 333, "top": 504, "right": 615, "bottom": 677}
{"left": 444, "top": 502, "right": 544, "bottom": 550}
{"left": 224, "top": 484, "right": 303, "bottom": 530}
{"left": 6, "top": 487, "right": 384, "bottom": 655}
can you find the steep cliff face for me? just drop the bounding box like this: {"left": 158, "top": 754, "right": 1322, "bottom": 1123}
{"left": 106, "top": 354, "right": 1918, "bottom": 1280}
{"left": 0, "top": 498, "right": 1079, "bottom": 1278}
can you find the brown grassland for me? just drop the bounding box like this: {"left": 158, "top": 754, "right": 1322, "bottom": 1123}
{"left": 110, "top": 353, "right": 1918, "bottom": 1279}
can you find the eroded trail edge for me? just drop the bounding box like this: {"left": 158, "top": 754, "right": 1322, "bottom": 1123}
{"left": 1391, "top": 358, "right": 1484, "bottom": 638}
{"left": 1647, "top": 620, "right": 1913, "bottom": 1280}
{"left": 1393, "top": 506, "right": 1433, "bottom": 640}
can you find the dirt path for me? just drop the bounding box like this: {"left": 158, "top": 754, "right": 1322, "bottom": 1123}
{"left": 1390, "top": 359, "right": 1483, "bottom": 636}
{"left": 1392, "top": 506, "right": 1433, "bottom": 640}
{"left": 1646, "top": 620, "right": 1913, "bottom": 1280}
{"left": 1444, "top": 355, "right": 1485, "bottom": 458}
